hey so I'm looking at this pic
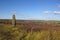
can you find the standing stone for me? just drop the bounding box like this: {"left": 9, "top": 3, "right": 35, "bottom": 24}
{"left": 12, "top": 14, "right": 16, "bottom": 27}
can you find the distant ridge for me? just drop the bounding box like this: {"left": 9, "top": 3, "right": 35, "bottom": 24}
{"left": 0, "top": 19, "right": 60, "bottom": 24}
{"left": 0, "top": 19, "right": 60, "bottom": 30}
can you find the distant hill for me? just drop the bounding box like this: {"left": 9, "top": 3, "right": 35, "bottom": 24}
{"left": 0, "top": 19, "right": 60, "bottom": 24}
{"left": 0, "top": 19, "right": 60, "bottom": 30}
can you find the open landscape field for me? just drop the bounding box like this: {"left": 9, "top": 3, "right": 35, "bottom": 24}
{"left": 0, "top": 19, "right": 60, "bottom": 40}
{"left": 0, "top": 0, "right": 60, "bottom": 40}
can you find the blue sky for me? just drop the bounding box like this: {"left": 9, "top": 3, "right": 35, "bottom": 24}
{"left": 0, "top": 0, "right": 60, "bottom": 20}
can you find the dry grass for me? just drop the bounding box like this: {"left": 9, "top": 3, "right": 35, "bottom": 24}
{"left": 0, "top": 24, "right": 60, "bottom": 40}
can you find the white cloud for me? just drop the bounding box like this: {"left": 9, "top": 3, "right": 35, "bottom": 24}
{"left": 43, "top": 11, "right": 60, "bottom": 14}
{"left": 53, "top": 11, "right": 60, "bottom": 14}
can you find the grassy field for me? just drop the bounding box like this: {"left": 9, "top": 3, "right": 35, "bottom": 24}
{"left": 0, "top": 20, "right": 60, "bottom": 40}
